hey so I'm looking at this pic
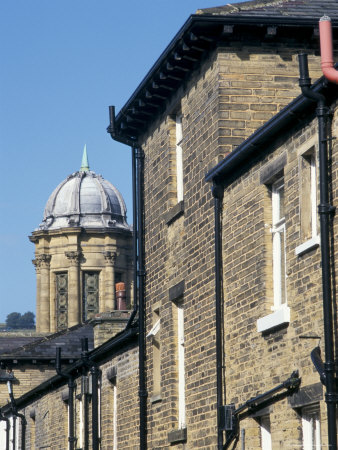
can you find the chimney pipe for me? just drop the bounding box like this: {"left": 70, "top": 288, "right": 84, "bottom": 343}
{"left": 115, "top": 282, "right": 127, "bottom": 310}
{"left": 320, "top": 16, "right": 338, "bottom": 83}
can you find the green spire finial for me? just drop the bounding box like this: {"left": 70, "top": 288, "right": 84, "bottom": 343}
{"left": 80, "top": 144, "right": 90, "bottom": 172}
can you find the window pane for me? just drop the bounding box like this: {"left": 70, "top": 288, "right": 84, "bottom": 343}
{"left": 302, "top": 405, "right": 321, "bottom": 450}
{"left": 83, "top": 272, "right": 99, "bottom": 320}
{"left": 56, "top": 273, "right": 68, "bottom": 330}
{"left": 272, "top": 178, "right": 284, "bottom": 223}
{"left": 271, "top": 177, "right": 286, "bottom": 308}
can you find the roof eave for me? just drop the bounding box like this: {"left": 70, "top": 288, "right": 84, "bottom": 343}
{"left": 114, "top": 13, "right": 325, "bottom": 141}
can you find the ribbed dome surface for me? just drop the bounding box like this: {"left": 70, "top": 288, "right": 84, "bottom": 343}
{"left": 38, "top": 169, "right": 129, "bottom": 231}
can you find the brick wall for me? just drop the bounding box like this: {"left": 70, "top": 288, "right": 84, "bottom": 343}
{"left": 22, "top": 342, "right": 138, "bottom": 449}
{"left": 138, "top": 36, "right": 326, "bottom": 449}
{"left": 221, "top": 110, "right": 333, "bottom": 448}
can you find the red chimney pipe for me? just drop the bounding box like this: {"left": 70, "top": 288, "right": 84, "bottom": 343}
{"left": 320, "top": 16, "right": 338, "bottom": 84}
{"left": 115, "top": 282, "right": 127, "bottom": 310}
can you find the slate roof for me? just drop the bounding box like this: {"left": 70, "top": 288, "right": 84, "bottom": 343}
{"left": 198, "top": 0, "right": 338, "bottom": 20}
{"left": 0, "top": 323, "right": 94, "bottom": 360}
{"left": 0, "top": 326, "right": 138, "bottom": 414}
{"left": 0, "top": 336, "right": 41, "bottom": 355}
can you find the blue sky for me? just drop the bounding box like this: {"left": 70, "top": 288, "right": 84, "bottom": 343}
{"left": 0, "top": 0, "right": 245, "bottom": 323}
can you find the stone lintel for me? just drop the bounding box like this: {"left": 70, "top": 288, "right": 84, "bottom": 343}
{"left": 165, "top": 200, "right": 184, "bottom": 225}
{"left": 167, "top": 427, "right": 187, "bottom": 444}
{"left": 169, "top": 280, "right": 185, "bottom": 302}
{"left": 288, "top": 382, "right": 323, "bottom": 408}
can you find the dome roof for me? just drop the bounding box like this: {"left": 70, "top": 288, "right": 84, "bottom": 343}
{"left": 38, "top": 148, "right": 129, "bottom": 231}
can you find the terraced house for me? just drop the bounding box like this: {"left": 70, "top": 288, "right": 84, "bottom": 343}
{"left": 1, "top": 1, "right": 337, "bottom": 449}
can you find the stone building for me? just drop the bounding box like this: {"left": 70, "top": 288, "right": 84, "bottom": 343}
{"left": 205, "top": 68, "right": 338, "bottom": 448}
{"left": 0, "top": 148, "right": 134, "bottom": 448}
{"left": 30, "top": 147, "right": 133, "bottom": 333}
{"left": 1, "top": 1, "right": 337, "bottom": 449}
{"left": 108, "top": 1, "right": 337, "bottom": 448}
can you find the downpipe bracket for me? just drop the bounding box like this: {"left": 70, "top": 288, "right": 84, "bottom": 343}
{"left": 325, "top": 392, "right": 338, "bottom": 403}
{"left": 212, "top": 181, "right": 224, "bottom": 200}
{"left": 318, "top": 203, "right": 336, "bottom": 216}
{"left": 139, "top": 389, "right": 148, "bottom": 398}
{"left": 316, "top": 105, "right": 330, "bottom": 117}
{"left": 137, "top": 270, "right": 147, "bottom": 277}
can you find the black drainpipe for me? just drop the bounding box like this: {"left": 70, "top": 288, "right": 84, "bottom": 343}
{"left": 83, "top": 378, "right": 89, "bottom": 450}
{"left": 7, "top": 380, "right": 26, "bottom": 450}
{"left": 107, "top": 107, "right": 147, "bottom": 450}
{"left": 80, "top": 339, "right": 89, "bottom": 450}
{"left": 0, "top": 412, "right": 10, "bottom": 450}
{"left": 212, "top": 180, "right": 224, "bottom": 450}
{"left": 127, "top": 137, "right": 139, "bottom": 330}
{"left": 108, "top": 106, "right": 138, "bottom": 330}
{"left": 136, "top": 144, "right": 147, "bottom": 450}
{"left": 81, "top": 337, "right": 101, "bottom": 450}
{"left": 298, "top": 53, "right": 337, "bottom": 449}
{"left": 56, "top": 347, "right": 76, "bottom": 450}
{"left": 90, "top": 364, "right": 101, "bottom": 450}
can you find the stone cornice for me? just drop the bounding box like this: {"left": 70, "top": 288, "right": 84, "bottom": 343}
{"left": 30, "top": 226, "right": 132, "bottom": 239}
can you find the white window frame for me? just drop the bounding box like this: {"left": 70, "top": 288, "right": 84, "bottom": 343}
{"left": 309, "top": 155, "right": 317, "bottom": 238}
{"left": 295, "top": 150, "right": 320, "bottom": 256}
{"left": 0, "top": 420, "right": 7, "bottom": 450}
{"left": 271, "top": 177, "right": 287, "bottom": 310}
{"left": 9, "top": 416, "right": 19, "bottom": 450}
{"left": 176, "top": 114, "right": 184, "bottom": 203}
{"left": 79, "top": 397, "right": 84, "bottom": 449}
{"left": 177, "top": 303, "right": 186, "bottom": 429}
{"left": 67, "top": 403, "right": 70, "bottom": 450}
{"left": 98, "top": 377, "right": 101, "bottom": 443}
{"left": 260, "top": 415, "right": 272, "bottom": 450}
{"left": 113, "top": 381, "right": 117, "bottom": 450}
{"left": 146, "top": 318, "right": 160, "bottom": 338}
{"left": 9, "top": 417, "right": 14, "bottom": 450}
{"left": 302, "top": 404, "right": 321, "bottom": 450}
{"left": 149, "top": 305, "right": 162, "bottom": 400}
{"left": 257, "top": 176, "right": 290, "bottom": 333}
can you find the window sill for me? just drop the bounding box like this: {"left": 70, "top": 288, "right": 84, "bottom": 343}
{"left": 165, "top": 201, "right": 184, "bottom": 225}
{"left": 257, "top": 305, "right": 290, "bottom": 333}
{"left": 295, "top": 235, "right": 320, "bottom": 256}
{"left": 150, "top": 393, "right": 162, "bottom": 404}
{"left": 167, "top": 427, "right": 187, "bottom": 444}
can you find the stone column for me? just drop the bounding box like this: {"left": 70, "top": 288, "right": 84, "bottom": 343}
{"left": 66, "top": 251, "right": 81, "bottom": 327}
{"left": 36, "top": 254, "right": 51, "bottom": 333}
{"left": 50, "top": 274, "right": 56, "bottom": 333}
{"left": 32, "top": 259, "right": 41, "bottom": 332}
{"left": 104, "top": 251, "right": 116, "bottom": 311}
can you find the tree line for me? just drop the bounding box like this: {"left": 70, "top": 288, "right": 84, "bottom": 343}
{"left": 5, "top": 311, "right": 35, "bottom": 329}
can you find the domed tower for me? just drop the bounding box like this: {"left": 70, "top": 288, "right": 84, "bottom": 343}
{"left": 30, "top": 147, "right": 133, "bottom": 333}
